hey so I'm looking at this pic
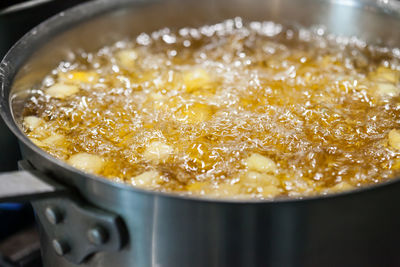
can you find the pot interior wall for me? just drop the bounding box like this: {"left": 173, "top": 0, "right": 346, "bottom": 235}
{"left": 8, "top": 0, "right": 400, "bottom": 123}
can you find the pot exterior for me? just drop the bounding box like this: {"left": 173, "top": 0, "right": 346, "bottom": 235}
{"left": 22, "top": 143, "right": 400, "bottom": 267}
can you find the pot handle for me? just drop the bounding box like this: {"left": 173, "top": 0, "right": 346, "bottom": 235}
{"left": 0, "top": 161, "right": 127, "bottom": 264}
{"left": 0, "top": 161, "right": 67, "bottom": 202}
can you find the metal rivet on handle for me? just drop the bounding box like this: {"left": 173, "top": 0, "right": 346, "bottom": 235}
{"left": 52, "top": 239, "right": 70, "bottom": 256}
{"left": 45, "top": 206, "right": 63, "bottom": 224}
{"left": 87, "top": 226, "right": 108, "bottom": 245}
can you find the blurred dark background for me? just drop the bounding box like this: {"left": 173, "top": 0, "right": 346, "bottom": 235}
{"left": 0, "top": 1, "right": 90, "bottom": 266}
{"left": 0, "top": 0, "right": 90, "bottom": 171}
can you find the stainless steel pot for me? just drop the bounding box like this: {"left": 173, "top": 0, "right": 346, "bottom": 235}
{"left": 1, "top": 0, "right": 400, "bottom": 266}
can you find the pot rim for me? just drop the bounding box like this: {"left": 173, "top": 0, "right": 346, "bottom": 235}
{"left": 2, "top": 0, "right": 400, "bottom": 204}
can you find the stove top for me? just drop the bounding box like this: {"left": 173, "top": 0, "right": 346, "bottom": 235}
{"left": 0, "top": 226, "right": 41, "bottom": 267}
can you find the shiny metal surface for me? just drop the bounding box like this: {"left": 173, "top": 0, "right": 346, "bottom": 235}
{"left": 1, "top": 0, "right": 400, "bottom": 266}
{"left": 33, "top": 195, "right": 126, "bottom": 264}
{"left": 0, "top": 169, "right": 63, "bottom": 202}
{"left": 52, "top": 239, "right": 70, "bottom": 257}
{"left": 45, "top": 206, "right": 63, "bottom": 225}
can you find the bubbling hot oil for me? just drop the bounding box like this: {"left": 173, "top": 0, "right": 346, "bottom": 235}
{"left": 21, "top": 19, "right": 400, "bottom": 199}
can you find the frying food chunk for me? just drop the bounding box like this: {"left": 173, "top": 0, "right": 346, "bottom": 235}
{"left": 369, "top": 66, "right": 400, "bottom": 84}
{"left": 259, "top": 185, "right": 281, "bottom": 198}
{"left": 46, "top": 83, "right": 79, "bottom": 99}
{"left": 245, "top": 154, "right": 277, "bottom": 174}
{"left": 23, "top": 116, "right": 44, "bottom": 131}
{"left": 67, "top": 153, "right": 105, "bottom": 174}
{"left": 376, "top": 83, "right": 400, "bottom": 98}
{"left": 242, "top": 171, "right": 280, "bottom": 186}
{"left": 177, "top": 103, "right": 213, "bottom": 123}
{"left": 143, "top": 141, "right": 173, "bottom": 163}
{"left": 389, "top": 129, "right": 400, "bottom": 150}
{"left": 328, "top": 182, "right": 354, "bottom": 193}
{"left": 183, "top": 68, "right": 212, "bottom": 93}
{"left": 59, "top": 71, "right": 99, "bottom": 84}
{"left": 115, "top": 49, "right": 138, "bottom": 69}
{"left": 42, "top": 134, "right": 66, "bottom": 146}
{"left": 132, "top": 170, "right": 163, "bottom": 188}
